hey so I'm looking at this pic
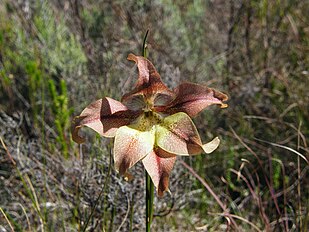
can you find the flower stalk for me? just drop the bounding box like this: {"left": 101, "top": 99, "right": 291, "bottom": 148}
{"left": 146, "top": 170, "right": 154, "bottom": 231}
{"left": 142, "top": 29, "right": 154, "bottom": 232}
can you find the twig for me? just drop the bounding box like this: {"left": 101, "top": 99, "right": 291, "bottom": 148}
{"left": 254, "top": 138, "right": 308, "bottom": 164}
{"left": 0, "top": 136, "right": 16, "bottom": 166}
{"left": 229, "top": 168, "right": 270, "bottom": 230}
{"left": 0, "top": 207, "right": 15, "bottom": 232}
{"left": 179, "top": 159, "right": 239, "bottom": 230}
{"left": 230, "top": 127, "right": 283, "bottom": 224}
{"left": 209, "top": 212, "right": 262, "bottom": 232}
{"left": 115, "top": 194, "right": 130, "bottom": 232}
{"left": 17, "top": 203, "right": 32, "bottom": 231}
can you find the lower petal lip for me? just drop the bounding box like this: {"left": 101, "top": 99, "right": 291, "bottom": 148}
{"left": 142, "top": 150, "right": 176, "bottom": 197}
{"left": 113, "top": 125, "right": 155, "bottom": 175}
{"left": 155, "top": 112, "right": 204, "bottom": 156}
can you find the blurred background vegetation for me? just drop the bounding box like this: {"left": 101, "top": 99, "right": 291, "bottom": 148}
{"left": 0, "top": 0, "right": 308, "bottom": 231}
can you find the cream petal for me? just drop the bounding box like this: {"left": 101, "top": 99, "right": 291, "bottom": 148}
{"left": 202, "top": 137, "right": 220, "bottom": 154}
{"left": 142, "top": 149, "right": 176, "bottom": 197}
{"left": 114, "top": 125, "right": 155, "bottom": 175}
{"left": 155, "top": 112, "right": 203, "bottom": 156}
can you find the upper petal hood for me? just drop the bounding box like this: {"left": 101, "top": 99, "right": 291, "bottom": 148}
{"left": 121, "top": 54, "right": 175, "bottom": 110}
{"left": 158, "top": 82, "right": 228, "bottom": 117}
{"left": 72, "top": 97, "right": 139, "bottom": 143}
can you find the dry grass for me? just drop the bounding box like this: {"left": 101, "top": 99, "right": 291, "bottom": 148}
{"left": 1, "top": 0, "right": 308, "bottom": 231}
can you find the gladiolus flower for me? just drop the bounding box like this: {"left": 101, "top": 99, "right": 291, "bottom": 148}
{"left": 72, "top": 54, "right": 228, "bottom": 196}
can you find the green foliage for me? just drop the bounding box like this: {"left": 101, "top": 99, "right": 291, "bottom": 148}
{"left": 272, "top": 158, "right": 282, "bottom": 190}
{"left": 226, "top": 147, "right": 237, "bottom": 191}
{"left": 0, "top": 12, "right": 16, "bottom": 102}
{"left": 25, "top": 60, "right": 43, "bottom": 124}
{"left": 0, "top": 0, "right": 86, "bottom": 156}
{"left": 48, "top": 79, "right": 73, "bottom": 158}
{"left": 32, "top": 1, "right": 87, "bottom": 76}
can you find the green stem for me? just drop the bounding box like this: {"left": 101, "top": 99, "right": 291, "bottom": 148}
{"left": 146, "top": 171, "right": 154, "bottom": 232}
{"left": 142, "top": 29, "right": 149, "bottom": 58}
{"left": 142, "top": 29, "right": 154, "bottom": 232}
{"left": 129, "top": 194, "right": 134, "bottom": 232}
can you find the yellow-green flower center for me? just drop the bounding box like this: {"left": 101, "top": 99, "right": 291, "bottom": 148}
{"left": 134, "top": 111, "right": 162, "bottom": 132}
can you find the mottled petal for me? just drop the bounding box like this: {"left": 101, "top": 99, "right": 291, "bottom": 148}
{"left": 122, "top": 54, "right": 174, "bottom": 109}
{"left": 159, "top": 82, "right": 228, "bottom": 117}
{"left": 127, "top": 53, "right": 157, "bottom": 88}
{"left": 72, "top": 97, "right": 139, "bottom": 143}
{"left": 142, "top": 149, "right": 176, "bottom": 197}
{"left": 114, "top": 125, "right": 155, "bottom": 175}
{"left": 156, "top": 112, "right": 204, "bottom": 156}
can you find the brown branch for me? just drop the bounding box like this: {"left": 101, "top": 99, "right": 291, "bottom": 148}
{"left": 179, "top": 159, "right": 239, "bottom": 230}
{"left": 0, "top": 136, "right": 16, "bottom": 166}
{"left": 229, "top": 127, "right": 288, "bottom": 231}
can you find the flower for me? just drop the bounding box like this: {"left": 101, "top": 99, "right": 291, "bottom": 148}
{"left": 72, "top": 54, "right": 228, "bottom": 196}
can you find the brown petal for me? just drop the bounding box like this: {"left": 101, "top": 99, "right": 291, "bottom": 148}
{"left": 114, "top": 125, "right": 155, "bottom": 175}
{"left": 159, "top": 82, "right": 228, "bottom": 117}
{"left": 142, "top": 149, "right": 176, "bottom": 197}
{"left": 72, "top": 97, "right": 139, "bottom": 143}
{"left": 127, "top": 53, "right": 158, "bottom": 88}
{"left": 122, "top": 54, "right": 174, "bottom": 109}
